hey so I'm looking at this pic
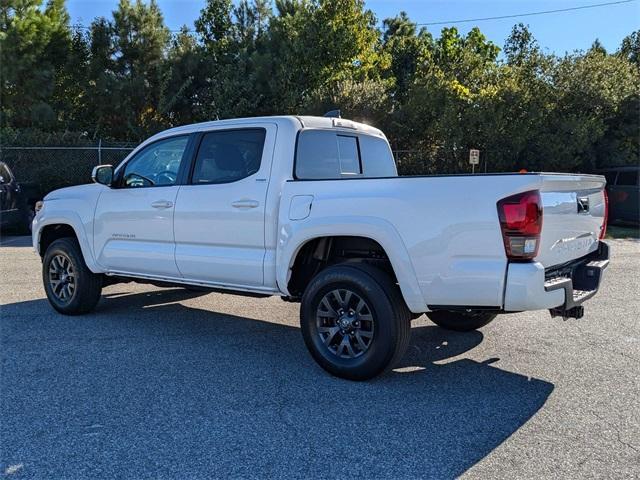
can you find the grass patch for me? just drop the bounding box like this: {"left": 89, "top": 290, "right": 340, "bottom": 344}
{"left": 606, "top": 225, "right": 640, "bottom": 239}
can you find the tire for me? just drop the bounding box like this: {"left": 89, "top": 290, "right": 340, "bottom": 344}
{"left": 42, "top": 237, "right": 102, "bottom": 315}
{"left": 426, "top": 310, "right": 497, "bottom": 332}
{"left": 300, "top": 263, "right": 411, "bottom": 381}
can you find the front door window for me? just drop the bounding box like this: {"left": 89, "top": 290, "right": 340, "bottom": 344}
{"left": 121, "top": 136, "right": 188, "bottom": 188}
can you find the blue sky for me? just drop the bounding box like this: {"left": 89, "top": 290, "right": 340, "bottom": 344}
{"left": 66, "top": 0, "right": 639, "bottom": 54}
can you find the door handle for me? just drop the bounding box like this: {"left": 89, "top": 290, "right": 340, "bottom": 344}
{"left": 231, "top": 199, "right": 259, "bottom": 209}
{"left": 151, "top": 200, "right": 173, "bottom": 209}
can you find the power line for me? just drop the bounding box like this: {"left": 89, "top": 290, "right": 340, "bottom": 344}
{"left": 69, "top": 0, "right": 636, "bottom": 34}
{"left": 71, "top": 24, "right": 191, "bottom": 33}
{"left": 414, "top": 0, "right": 636, "bottom": 26}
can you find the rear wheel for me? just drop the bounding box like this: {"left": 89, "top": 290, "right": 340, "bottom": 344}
{"left": 43, "top": 237, "right": 102, "bottom": 315}
{"left": 426, "top": 310, "right": 496, "bottom": 332}
{"left": 300, "top": 263, "right": 411, "bottom": 380}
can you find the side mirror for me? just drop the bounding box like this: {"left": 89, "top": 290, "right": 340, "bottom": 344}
{"left": 92, "top": 165, "right": 114, "bottom": 186}
{"left": 0, "top": 175, "right": 5, "bottom": 184}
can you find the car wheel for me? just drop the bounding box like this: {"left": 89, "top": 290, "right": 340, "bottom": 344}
{"left": 43, "top": 237, "right": 102, "bottom": 315}
{"left": 426, "top": 310, "right": 497, "bottom": 332}
{"left": 300, "top": 263, "right": 411, "bottom": 381}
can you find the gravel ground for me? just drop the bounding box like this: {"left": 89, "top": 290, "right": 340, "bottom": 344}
{"left": 1, "top": 235, "right": 639, "bottom": 479}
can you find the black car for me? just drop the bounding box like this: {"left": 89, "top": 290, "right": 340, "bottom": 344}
{"left": 0, "top": 161, "right": 40, "bottom": 233}
{"left": 599, "top": 166, "right": 639, "bottom": 226}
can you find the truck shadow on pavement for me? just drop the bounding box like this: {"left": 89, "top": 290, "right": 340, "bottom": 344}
{"left": 1, "top": 288, "right": 554, "bottom": 479}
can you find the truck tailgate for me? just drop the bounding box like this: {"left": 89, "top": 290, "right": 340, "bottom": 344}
{"left": 537, "top": 174, "right": 607, "bottom": 268}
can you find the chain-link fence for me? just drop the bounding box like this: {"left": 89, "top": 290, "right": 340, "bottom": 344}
{"left": 393, "top": 149, "right": 494, "bottom": 176}
{"left": 0, "top": 143, "right": 496, "bottom": 198}
{"left": 0, "top": 143, "right": 135, "bottom": 195}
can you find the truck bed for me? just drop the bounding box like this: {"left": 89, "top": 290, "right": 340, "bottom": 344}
{"left": 280, "top": 172, "right": 607, "bottom": 309}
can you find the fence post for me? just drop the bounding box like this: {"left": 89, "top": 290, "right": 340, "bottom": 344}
{"left": 98, "top": 138, "right": 102, "bottom": 165}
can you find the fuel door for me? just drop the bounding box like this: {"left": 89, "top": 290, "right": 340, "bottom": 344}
{"left": 289, "top": 195, "right": 313, "bottom": 220}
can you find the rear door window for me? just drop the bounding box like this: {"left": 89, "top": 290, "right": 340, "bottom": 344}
{"left": 191, "top": 129, "right": 266, "bottom": 184}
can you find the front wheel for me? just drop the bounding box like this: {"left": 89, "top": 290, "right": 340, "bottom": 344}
{"left": 300, "top": 263, "right": 411, "bottom": 381}
{"left": 426, "top": 310, "right": 497, "bottom": 332}
{"left": 43, "top": 237, "right": 103, "bottom": 315}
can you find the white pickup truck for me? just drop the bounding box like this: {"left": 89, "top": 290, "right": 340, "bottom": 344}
{"left": 33, "top": 115, "right": 610, "bottom": 380}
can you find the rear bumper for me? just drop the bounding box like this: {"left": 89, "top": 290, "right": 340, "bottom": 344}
{"left": 544, "top": 241, "right": 609, "bottom": 310}
{"left": 504, "top": 242, "right": 609, "bottom": 312}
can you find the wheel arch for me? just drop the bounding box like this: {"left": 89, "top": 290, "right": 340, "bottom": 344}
{"left": 35, "top": 216, "right": 100, "bottom": 273}
{"left": 276, "top": 219, "right": 427, "bottom": 313}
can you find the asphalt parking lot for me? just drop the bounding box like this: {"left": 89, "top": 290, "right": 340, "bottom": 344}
{"left": 1, "top": 235, "right": 639, "bottom": 479}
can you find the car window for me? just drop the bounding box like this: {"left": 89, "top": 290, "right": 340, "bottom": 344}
{"left": 615, "top": 170, "right": 639, "bottom": 186}
{"left": 296, "top": 130, "right": 341, "bottom": 179}
{"left": 122, "top": 136, "right": 188, "bottom": 188}
{"left": 296, "top": 130, "right": 396, "bottom": 179}
{"left": 336, "top": 136, "right": 361, "bottom": 175}
{"left": 296, "top": 131, "right": 361, "bottom": 179}
{"left": 359, "top": 135, "right": 397, "bottom": 177}
{"left": 192, "top": 129, "right": 266, "bottom": 184}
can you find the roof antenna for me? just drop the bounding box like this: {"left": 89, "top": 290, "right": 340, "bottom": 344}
{"left": 323, "top": 109, "right": 341, "bottom": 118}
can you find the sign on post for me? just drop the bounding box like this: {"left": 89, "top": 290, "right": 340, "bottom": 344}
{"left": 469, "top": 149, "right": 480, "bottom": 173}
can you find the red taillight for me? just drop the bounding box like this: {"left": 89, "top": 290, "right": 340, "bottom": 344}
{"left": 600, "top": 189, "right": 608, "bottom": 239}
{"left": 497, "top": 190, "right": 543, "bottom": 261}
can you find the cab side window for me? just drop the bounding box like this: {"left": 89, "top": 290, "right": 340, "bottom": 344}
{"left": 191, "top": 129, "right": 266, "bottom": 184}
{"left": 122, "top": 136, "right": 188, "bottom": 188}
{"left": 295, "top": 130, "right": 362, "bottom": 179}
{"left": 359, "top": 135, "right": 397, "bottom": 177}
{"left": 295, "top": 129, "right": 396, "bottom": 179}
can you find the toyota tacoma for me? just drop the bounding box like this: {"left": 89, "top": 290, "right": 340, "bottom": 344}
{"left": 32, "top": 115, "right": 610, "bottom": 380}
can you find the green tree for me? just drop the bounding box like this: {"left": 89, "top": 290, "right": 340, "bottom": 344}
{"left": 110, "top": 0, "right": 170, "bottom": 139}
{"left": 381, "top": 12, "right": 432, "bottom": 102}
{"left": 195, "top": 0, "right": 234, "bottom": 65}
{"left": 389, "top": 26, "right": 501, "bottom": 172}
{"left": 548, "top": 49, "right": 637, "bottom": 171}
{"left": 82, "top": 17, "right": 118, "bottom": 138}
{"left": 618, "top": 30, "right": 639, "bottom": 67}
{"left": 0, "top": 0, "right": 73, "bottom": 129}
{"left": 1, "top": 1, "right": 638, "bottom": 178}
{"left": 160, "top": 26, "right": 205, "bottom": 126}
{"left": 265, "top": 0, "right": 386, "bottom": 113}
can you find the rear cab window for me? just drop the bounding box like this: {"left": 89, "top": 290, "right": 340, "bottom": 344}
{"left": 295, "top": 129, "right": 396, "bottom": 180}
